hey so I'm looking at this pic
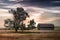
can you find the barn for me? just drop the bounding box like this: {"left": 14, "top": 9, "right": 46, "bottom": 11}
{"left": 37, "top": 23, "right": 54, "bottom": 30}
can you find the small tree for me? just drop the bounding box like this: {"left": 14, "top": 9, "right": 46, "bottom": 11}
{"left": 27, "top": 19, "right": 36, "bottom": 30}
{"left": 4, "top": 19, "right": 14, "bottom": 29}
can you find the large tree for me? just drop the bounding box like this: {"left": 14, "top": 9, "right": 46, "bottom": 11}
{"left": 9, "top": 7, "right": 29, "bottom": 32}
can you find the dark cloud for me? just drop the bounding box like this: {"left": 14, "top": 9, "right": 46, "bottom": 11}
{"left": 23, "top": 0, "right": 60, "bottom": 2}
{"left": 0, "top": 0, "right": 11, "bottom": 3}
{"left": 20, "top": 1, "right": 60, "bottom": 8}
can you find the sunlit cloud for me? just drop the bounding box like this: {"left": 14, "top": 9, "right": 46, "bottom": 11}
{"left": 22, "top": 6, "right": 60, "bottom": 27}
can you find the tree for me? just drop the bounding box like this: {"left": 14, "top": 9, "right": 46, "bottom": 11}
{"left": 27, "top": 19, "right": 36, "bottom": 30}
{"left": 4, "top": 19, "right": 14, "bottom": 30}
{"left": 9, "top": 7, "right": 29, "bottom": 32}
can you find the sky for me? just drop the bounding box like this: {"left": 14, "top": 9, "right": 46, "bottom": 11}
{"left": 0, "top": 0, "right": 60, "bottom": 28}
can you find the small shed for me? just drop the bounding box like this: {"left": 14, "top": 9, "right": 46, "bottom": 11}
{"left": 37, "top": 23, "right": 54, "bottom": 30}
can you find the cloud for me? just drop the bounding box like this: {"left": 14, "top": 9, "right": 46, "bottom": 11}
{"left": 40, "top": 13, "right": 60, "bottom": 18}
{"left": 50, "top": 19, "right": 60, "bottom": 26}
{"left": 24, "top": 6, "right": 60, "bottom": 26}
{"left": 23, "top": 0, "right": 57, "bottom": 2}
{"left": 9, "top": 0, "right": 23, "bottom": 2}
{"left": 0, "top": 1, "right": 60, "bottom": 28}
{"left": 51, "top": 1, "right": 60, "bottom": 3}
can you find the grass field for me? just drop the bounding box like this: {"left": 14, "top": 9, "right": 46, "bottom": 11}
{"left": 0, "top": 30, "right": 60, "bottom": 40}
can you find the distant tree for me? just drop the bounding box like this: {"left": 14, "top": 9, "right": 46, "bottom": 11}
{"left": 27, "top": 19, "right": 36, "bottom": 30}
{"left": 9, "top": 7, "right": 29, "bottom": 32}
{"left": 4, "top": 19, "right": 14, "bottom": 29}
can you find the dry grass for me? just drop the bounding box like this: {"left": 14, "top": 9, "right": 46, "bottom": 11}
{"left": 0, "top": 30, "right": 60, "bottom": 40}
{"left": 0, "top": 29, "right": 59, "bottom": 32}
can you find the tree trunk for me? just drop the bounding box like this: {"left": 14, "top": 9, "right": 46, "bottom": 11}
{"left": 15, "top": 28, "right": 18, "bottom": 32}
{"left": 21, "top": 27, "right": 23, "bottom": 32}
